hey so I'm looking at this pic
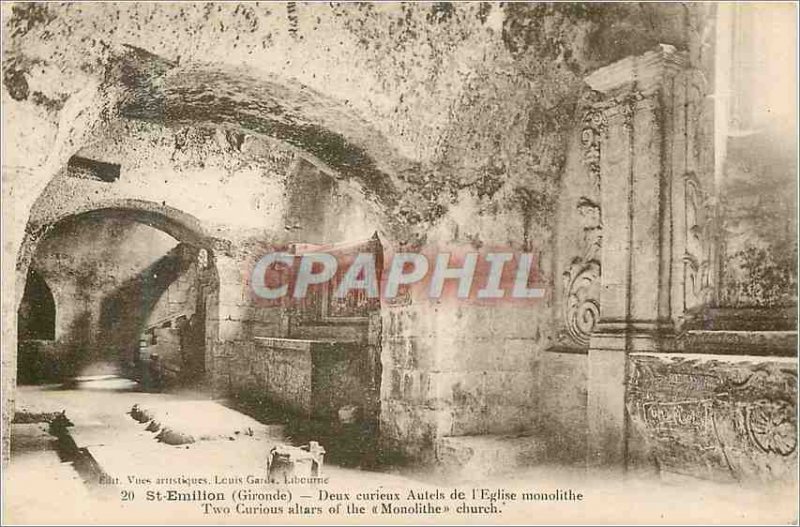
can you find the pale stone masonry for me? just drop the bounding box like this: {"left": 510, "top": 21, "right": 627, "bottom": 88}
{"left": 2, "top": 4, "right": 795, "bottom": 482}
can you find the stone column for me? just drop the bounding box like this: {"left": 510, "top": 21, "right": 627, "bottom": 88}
{"left": 205, "top": 247, "right": 245, "bottom": 395}
{"left": 582, "top": 46, "right": 691, "bottom": 467}
{"left": 2, "top": 165, "right": 54, "bottom": 466}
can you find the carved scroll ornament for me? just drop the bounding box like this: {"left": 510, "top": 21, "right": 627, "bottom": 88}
{"left": 580, "top": 107, "right": 607, "bottom": 192}
{"left": 561, "top": 198, "right": 602, "bottom": 347}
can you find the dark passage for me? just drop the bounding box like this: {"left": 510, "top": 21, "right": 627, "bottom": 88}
{"left": 18, "top": 269, "right": 55, "bottom": 341}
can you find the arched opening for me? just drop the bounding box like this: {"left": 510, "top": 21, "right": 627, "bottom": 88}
{"left": 16, "top": 269, "right": 57, "bottom": 384}
{"left": 16, "top": 204, "right": 220, "bottom": 389}
{"left": 17, "top": 268, "right": 55, "bottom": 341}
{"left": 6, "top": 59, "right": 401, "bottom": 470}
{"left": 108, "top": 63, "right": 403, "bottom": 450}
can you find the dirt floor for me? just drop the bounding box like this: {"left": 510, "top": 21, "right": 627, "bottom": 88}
{"left": 4, "top": 374, "right": 797, "bottom": 525}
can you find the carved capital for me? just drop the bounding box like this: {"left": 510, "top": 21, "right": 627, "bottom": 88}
{"left": 585, "top": 44, "right": 687, "bottom": 95}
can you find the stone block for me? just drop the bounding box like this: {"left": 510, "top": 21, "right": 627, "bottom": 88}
{"left": 384, "top": 339, "right": 408, "bottom": 367}
{"left": 378, "top": 399, "right": 440, "bottom": 461}
{"left": 250, "top": 319, "right": 283, "bottom": 338}
{"left": 450, "top": 404, "right": 490, "bottom": 436}
{"left": 488, "top": 305, "right": 545, "bottom": 339}
{"left": 383, "top": 336, "right": 438, "bottom": 371}
{"left": 587, "top": 348, "right": 627, "bottom": 467}
{"left": 218, "top": 320, "right": 250, "bottom": 341}
{"left": 385, "top": 367, "right": 402, "bottom": 400}
{"left": 218, "top": 282, "right": 246, "bottom": 307}
{"left": 486, "top": 404, "right": 536, "bottom": 435}
{"left": 626, "top": 353, "right": 798, "bottom": 483}
{"left": 424, "top": 371, "right": 454, "bottom": 407}
{"left": 484, "top": 371, "right": 536, "bottom": 407}
{"left": 217, "top": 303, "right": 255, "bottom": 322}
{"left": 404, "top": 337, "right": 425, "bottom": 370}
{"left": 500, "top": 338, "right": 540, "bottom": 371}
{"left": 432, "top": 304, "right": 496, "bottom": 341}
{"left": 383, "top": 302, "right": 439, "bottom": 339}
{"left": 255, "top": 306, "right": 283, "bottom": 324}
{"left": 537, "top": 350, "right": 588, "bottom": 461}
{"left": 402, "top": 371, "right": 415, "bottom": 401}
{"left": 433, "top": 337, "right": 492, "bottom": 373}
{"left": 205, "top": 316, "right": 219, "bottom": 340}
{"left": 448, "top": 371, "right": 486, "bottom": 409}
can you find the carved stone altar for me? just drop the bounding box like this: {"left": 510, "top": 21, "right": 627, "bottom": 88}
{"left": 628, "top": 353, "right": 797, "bottom": 482}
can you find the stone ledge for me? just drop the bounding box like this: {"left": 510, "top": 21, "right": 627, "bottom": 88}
{"left": 678, "top": 330, "right": 797, "bottom": 357}
{"left": 545, "top": 344, "right": 589, "bottom": 355}
{"left": 683, "top": 306, "right": 797, "bottom": 332}
{"left": 574, "top": 326, "right": 796, "bottom": 356}
{"left": 253, "top": 336, "right": 359, "bottom": 352}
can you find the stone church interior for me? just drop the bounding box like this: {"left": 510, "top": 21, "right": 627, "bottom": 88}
{"left": 2, "top": 2, "right": 797, "bottom": 524}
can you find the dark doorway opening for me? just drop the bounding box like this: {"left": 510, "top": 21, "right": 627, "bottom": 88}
{"left": 18, "top": 269, "right": 55, "bottom": 341}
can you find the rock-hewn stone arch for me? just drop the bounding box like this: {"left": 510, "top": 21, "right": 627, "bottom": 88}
{"left": 18, "top": 198, "right": 226, "bottom": 276}
{"left": 112, "top": 49, "right": 408, "bottom": 221}
{"left": 4, "top": 45, "right": 407, "bottom": 464}
{"left": 14, "top": 199, "right": 225, "bottom": 386}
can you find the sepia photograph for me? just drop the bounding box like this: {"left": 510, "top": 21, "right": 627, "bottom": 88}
{"left": 1, "top": 1, "right": 797, "bottom": 525}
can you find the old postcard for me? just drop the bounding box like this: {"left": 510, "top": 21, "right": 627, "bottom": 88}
{"left": 1, "top": 2, "right": 797, "bottom": 525}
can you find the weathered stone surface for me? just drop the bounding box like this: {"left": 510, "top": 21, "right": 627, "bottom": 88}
{"left": 434, "top": 434, "right": 547, "bottom": 480}
{"left": 223, "top": 337, "right": 372, "bottom": 424}
{"left": 3, "top": 3, "right": 793, "bottom": 484}
{"left": 627, "top": 353, "right": 797, "bottom": 482}
{"left": 536, "top": 351, "right": 588, "bottom": 462}
{"left": 716, "top": 6, "right": 797, "bottom": 311}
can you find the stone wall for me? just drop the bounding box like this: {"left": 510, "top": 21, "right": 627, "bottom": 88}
{"left": 627, "top": 352, "right": 797, "bottom": 483}
{"left": 130, "top": 244, "right": 217, "bottom": 382}
{"left": 716, "top": 5, "right": 797, "bottom": 310}
{"left": 100, "top": 244, "right": 201, "bottom": 373}
{"left": 536, "top": 351, "right": 588, "bottom": 462}
{"left": 145, "top": 255, "right": 201, "bottom": 329}
{"left": 2, "top": 2, "right": 769, "bottom": 468}
{"left": 216, "top": 337, "right": 369, "bottom": 422}
{"left": 16, "top": 340, "right": 65, "bottom": 384}
{"left": 22, "top": 215, "right": 179, "bottom": 377}
{"left": 380, "top": 300, "right": 549, "bottom": 460}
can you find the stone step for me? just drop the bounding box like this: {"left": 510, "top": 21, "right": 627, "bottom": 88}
{"left": 434, "top": 434, "right": 547, "bottom": 481}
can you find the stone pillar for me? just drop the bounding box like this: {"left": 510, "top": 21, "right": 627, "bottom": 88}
{"left": 206, "top": 248, "right": 245, "bottom": 396}
{"left": 582, "top": 46, "right": 692, "bottom": 467}
{"left": 2, "top": 166, "right": 48, "bottom": 467}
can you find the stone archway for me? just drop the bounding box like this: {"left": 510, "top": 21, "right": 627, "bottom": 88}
{"left": 114, "top": 54, "right": 406, "bottom": 214}
{"left": 3, "top": 46, "right": 407, "bottom": 465}
{"left": 17, "top": 199, "right": 225, "bottom": 280}
{"left": 14, "top": 200, "right": 227, "bottom": 389}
